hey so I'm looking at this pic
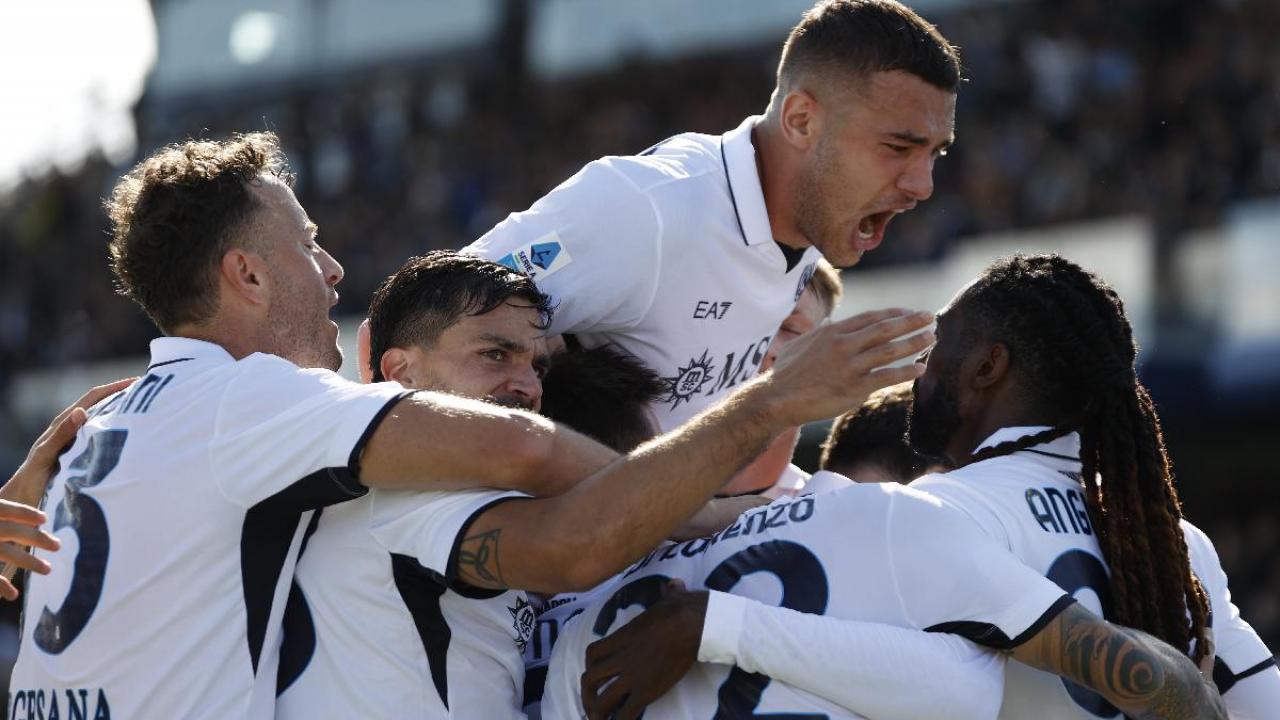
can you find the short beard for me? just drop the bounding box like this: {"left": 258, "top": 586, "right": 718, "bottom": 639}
{"left": 906, "top": 372, "right": 962, "bottom": 464}
{"left": 792, "top": 137, "right": 836, "bottom": 255}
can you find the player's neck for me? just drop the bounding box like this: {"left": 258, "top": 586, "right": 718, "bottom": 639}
{"left": 752, "top": 121, "right": 809, "bottom": 252}
{"left": 954, "top": 405, "right": 1062, "bottom": 465}
{"left": 169, "top": 317, "right": 265, "bottom": 362}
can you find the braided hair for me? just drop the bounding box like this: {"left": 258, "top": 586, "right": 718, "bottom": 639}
{"left": 958, "top": 254, "right": 1210, "bottom": 662}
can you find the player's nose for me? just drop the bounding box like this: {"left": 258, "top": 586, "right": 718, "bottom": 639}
{"left": 897, "top": 154, "right": 935, "bottom": 202}
{"left": 507, "top": 366, "right": 544, "bottom": 412}
{"left": 320, "top": 246, "right": 345, "bottom": 286}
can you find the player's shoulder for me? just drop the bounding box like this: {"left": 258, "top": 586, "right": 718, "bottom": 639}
{"left": 595, "top": 131, "right": 723, "bottom": 191}
{"left": 822, "top": 478, "right": 949, "bottom": 516}
{"left": 1178, "top": 518, "right": 1224, "bottom": 575}
{"left": 1179, "top": 517, "right": 1214, "bottom": 549}
{"left": 909, "top": 469, "right": 995, "bottom": 507}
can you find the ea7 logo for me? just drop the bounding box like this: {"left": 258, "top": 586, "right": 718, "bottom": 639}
{"left": 693, "top": 300, "right": 732, "bottom": 319}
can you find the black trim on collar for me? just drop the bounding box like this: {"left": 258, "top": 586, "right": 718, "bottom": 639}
{"left": 720, "top": 138, "right": 750, "bottom": 247}
{"left": 777, "top": 242, "right": 806, "bottom": 273}
{"left": 147, "top": 357, "right": 194, "bottom": 370}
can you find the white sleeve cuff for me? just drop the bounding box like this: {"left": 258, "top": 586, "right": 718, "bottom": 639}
{"left": 697, "top": 590, "right": 748, "bottom": 664}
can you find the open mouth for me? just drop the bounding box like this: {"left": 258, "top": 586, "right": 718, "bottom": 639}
{"left": 854, "top": 211, "right": 898, "bottom": 251}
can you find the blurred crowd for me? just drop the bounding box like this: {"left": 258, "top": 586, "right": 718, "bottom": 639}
{"left": 0, "top": 0, "right": 1277, "bottom": 651}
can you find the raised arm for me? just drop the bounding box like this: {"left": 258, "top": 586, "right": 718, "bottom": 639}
{"left": 447, "top": 309, "right": 934, "bottom": 594}
{"left": 358, "top": 390, "right": 618, "bottom": 498}
{"left": 1009, "top": 603, "right": 1226, "bottom": 720}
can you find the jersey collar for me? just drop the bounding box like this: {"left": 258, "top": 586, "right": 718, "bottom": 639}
{"left": 148, "top": 336, "right": 236, "bottom": 370}
{"left": 975, "top": 426, "right": 1082, "bottom": 468}
{"left": 721, "top": 116, "right": 775, "bottom": 248}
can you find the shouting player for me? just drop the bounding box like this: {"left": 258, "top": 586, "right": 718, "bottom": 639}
{"left": 467, "top": 0, "right": 960, "bottom": 433}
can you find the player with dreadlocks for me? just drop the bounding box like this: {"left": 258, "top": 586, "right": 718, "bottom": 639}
{"left": 908, "top": 253, "right": 1278, "bottom": 719}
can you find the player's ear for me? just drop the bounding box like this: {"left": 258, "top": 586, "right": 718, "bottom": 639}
{"left": 779, "top": 89, "right": 821, "bottom": 151}
{"left": 971, "top": 341, "right": 1010, "bottom": 390}
{"left": 356, "top": 319, "right": 375, "bottom": 384}
{"left": 220, "top": 247, "right": 269, "bottom": 307}
{"left": 379, "top": 347, "right": 415, "bottom": 386}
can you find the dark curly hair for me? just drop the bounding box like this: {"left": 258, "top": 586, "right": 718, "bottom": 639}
{"left": 107, "top": 132, "right": 292, "bottom": 332}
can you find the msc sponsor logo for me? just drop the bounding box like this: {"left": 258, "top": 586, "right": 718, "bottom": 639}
{"left": 660, "top": 350, "right": 715, "bottom": 409}
{"left": 659, "top": 336, "right": 772, "bottom": 409}
{"left": 494, "top": 233, "right": 572, "bottom": 281}
{"left": 795, "top": 262, "right": 817, "bottom": 300}
{"left": 509, "top": 595, "right": 536, "bottom": 653}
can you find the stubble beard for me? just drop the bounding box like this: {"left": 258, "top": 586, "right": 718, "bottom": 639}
{"left": 792, "top": 140, "right": 860, "bottom": 269}
{"left": 906, "top": 372, "right": 963, "bottom": 464}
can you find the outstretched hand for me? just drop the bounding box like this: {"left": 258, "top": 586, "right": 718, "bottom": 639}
{"left": 765, "top": 308, "right": 934, "bottom": 427}
{"left": 581, "top": 579, "right": 707, "bottom": 720}
{"left": 0, "top": 378, "right": 134, "bottom": 599}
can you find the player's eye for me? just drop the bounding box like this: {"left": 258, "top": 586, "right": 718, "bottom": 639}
{"left": 482, "top": 349, "right": 507, "bottom": 362}
{"left": 884, "top": 144, "right": 911, "bottom": 155}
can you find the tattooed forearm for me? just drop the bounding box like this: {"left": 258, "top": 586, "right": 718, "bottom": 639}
{"left": 1010, "top": 604, "right": 1226, "bottom": 720}
{"left": 454, "top": 528, "right": 507, "bottom": 589}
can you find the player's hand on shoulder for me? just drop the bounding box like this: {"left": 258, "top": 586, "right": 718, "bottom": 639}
{"left": 4, "top": 377, "right": 134, "bottom": 507}
{"left": 764, "top": 308, "right": 933, "bottom": 426}
{"left": 0, "top": 377, "right": 131, "bottom": 599}
{"left": 581, "top": 579, "right": 706, "bottom": 720}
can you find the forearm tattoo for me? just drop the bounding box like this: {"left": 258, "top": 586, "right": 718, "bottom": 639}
{"left": 455, "top": 528, "right": 506, "bottom": 589}
{"left": 1017, "top": 604, "right": 1224, "bottom": 720}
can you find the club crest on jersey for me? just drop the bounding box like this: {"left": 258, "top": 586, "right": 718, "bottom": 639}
{"left": 509, "top": 595, "right": 536, "bottom": 652}
{"left": 795, "top": 262, "right": 817, "bottom": 300}
{"left": 495, "top": 233, "right": 572, "bottom": 281}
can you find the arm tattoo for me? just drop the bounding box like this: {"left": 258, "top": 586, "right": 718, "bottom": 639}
{"left": 1012, "top": 604, "right": 1225, "bottom": 720}
{"left": 455, "top": 528, "right": 506, "bottom": 589}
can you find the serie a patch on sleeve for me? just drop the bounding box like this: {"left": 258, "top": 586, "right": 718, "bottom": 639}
{"left": 495, "top": 232, "right": 573, "bottom": 281}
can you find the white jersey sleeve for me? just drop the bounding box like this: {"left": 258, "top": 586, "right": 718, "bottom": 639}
{"left": 698, "top": 591, "right": 1005, "bottom": 720}
{"left": 465, "top": 158, "right": 662, "bottom": 335}
{"left": 209, "top": 354, "right": 408, "bottom": 509}
{"left": 368, "top": 487, "right": 528, "bottom": 584}
{"left": 1181, "top": 520, "right": 1279, "bottom": 714}
{"left": 886, "top": 491, "right": 1075, "bottom": 647}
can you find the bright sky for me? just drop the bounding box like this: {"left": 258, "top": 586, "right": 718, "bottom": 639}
{"left": 0, "top": 0, "right": 156, "bottom": 193}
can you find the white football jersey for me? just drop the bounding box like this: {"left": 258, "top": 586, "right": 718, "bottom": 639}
{"left": 542, "top": 482, "right": 1073, "bottom": 719}
{"left": 522, "top": 580, "right": 622, "bottom": 720}
{"left": 9, "top": 338, "right": 407, "bottom": 720}
{"left": 911, "top": 427, "right": 1277, "bottom": 720}
{"left": 465, "top": 116, "right": 821, "bottom": 433}
{"left": 277, "top": 488, "right": 534, "bottom": 720}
